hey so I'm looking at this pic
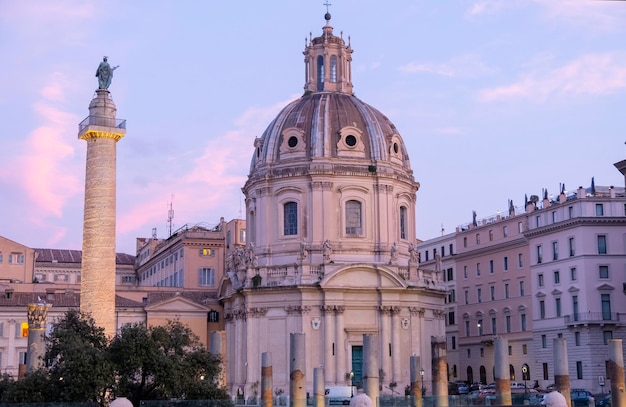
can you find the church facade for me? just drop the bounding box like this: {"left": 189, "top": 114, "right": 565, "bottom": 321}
{"left": 218, "top": 13, "right": 447, "bottom": 397}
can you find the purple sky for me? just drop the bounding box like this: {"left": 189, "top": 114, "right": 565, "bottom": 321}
{"left": 1, "top": 0, "right": 625, "bottom": 255}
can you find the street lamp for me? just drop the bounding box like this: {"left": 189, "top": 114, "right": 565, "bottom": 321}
{"left": 420, "top": 368, "right": 425, "bottom": 396}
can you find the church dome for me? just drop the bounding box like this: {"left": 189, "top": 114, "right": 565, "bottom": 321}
{"left": 248, "top": 15, "right": 413, "bottom": 179}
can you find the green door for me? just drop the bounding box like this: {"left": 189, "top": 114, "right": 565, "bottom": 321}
{"left": 351, "top": 346, "right": 363, "bottom": 388}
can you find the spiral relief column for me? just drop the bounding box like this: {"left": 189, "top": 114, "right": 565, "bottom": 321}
{"left": 78, "top": 89, "right": 126, "bottom": 336}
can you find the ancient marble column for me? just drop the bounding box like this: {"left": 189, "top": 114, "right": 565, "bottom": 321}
{"left": 553, "top": 338, "right": 571, "bottom": 407}
{"left": 290, "top": 333, "right": 306, "bottom": 407}
{"left": 608, "top": 339, "right": 625, "bottom": 407}
{"left": 261, "top": 352, "right": 273, "bottom": 407}
{"left": 363, "top": 334, "right": 380, "bottom": 406}
{"left": 494, "top": 336, "right": 511, "bottom": 406}
{"left": 78, "top": 88, "right": 126, "bottom": 336}
{"left": 26, "top": 302, "right": 51, "bottom": 372}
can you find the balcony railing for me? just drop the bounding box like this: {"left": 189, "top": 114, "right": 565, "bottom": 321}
{"left": 79, "top": 115, "right": 127, "bottom": 133}
{"left": 564, "top": 312, "right": 620, "bottom": 325}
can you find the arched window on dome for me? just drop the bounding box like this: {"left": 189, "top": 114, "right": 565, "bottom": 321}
{"left": 317, "top": 55, "right": 324, "bottom": 91}
{"left": 345, "top": 200, "right": 362, "bottom": 235}
{"left": 399, "top": 206, "right": 407, "bottom": 240}
{"left": 330, "top": 55, "right": 337, "bottom": 83}
{"left": 284, "top": 202, "right": 298, "bottom": 236}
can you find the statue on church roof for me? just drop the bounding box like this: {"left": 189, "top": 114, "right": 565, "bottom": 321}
{"left": 408, "top": 243, "right": 419, "bottom": 270}
{"left": 96, "top": 56, "right": 119, "bottom": 90}
{"left": 323, "top": 240, "right": 333, "bottom": 263}
{"left": 389, "top": 242, "right": 398, "bottom": 265}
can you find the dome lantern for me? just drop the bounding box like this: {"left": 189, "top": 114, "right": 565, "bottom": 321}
{"left": 303, "top": 13, "right": 353, "bottom": 94}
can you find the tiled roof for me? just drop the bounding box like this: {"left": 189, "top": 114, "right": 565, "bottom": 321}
{"left": 34, "top": 249, "right": 135, "bottom": 265}
{"left": 0, "top": 292, "right": 144, "bottom": 308}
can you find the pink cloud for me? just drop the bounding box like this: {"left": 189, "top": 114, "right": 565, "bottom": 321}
{"left": 478, "top": 52, "right": 626, "bottom": 102}
{"left": 116, "top": 98, "right": 293, "bottom": 239}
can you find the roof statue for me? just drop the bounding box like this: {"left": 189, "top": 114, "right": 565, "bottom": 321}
{"left": 96, "top": 56, "right": 119, "bottom": 90}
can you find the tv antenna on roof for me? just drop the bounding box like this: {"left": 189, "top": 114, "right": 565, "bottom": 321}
{"left": 167, "top": 194, "right": 175, "bottom": 237}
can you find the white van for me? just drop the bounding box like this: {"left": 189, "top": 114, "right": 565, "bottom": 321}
{"left": 325, "top": 386, "right": 356, "bottom": 405}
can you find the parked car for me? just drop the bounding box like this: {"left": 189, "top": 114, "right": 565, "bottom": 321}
{"left": 596, "top": 393, "right": 611, "bottom": 407}
{"left": 455, "top": 381, "right": 470, "bottom": 394}
{"left": 571, "top": 389, "right": 595, "bottom": 407}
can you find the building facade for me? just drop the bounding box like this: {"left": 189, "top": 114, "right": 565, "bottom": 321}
{"left": 218, "top": 12, "right": 447, "bottom": 398}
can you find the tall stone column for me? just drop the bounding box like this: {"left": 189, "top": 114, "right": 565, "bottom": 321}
{"left": 210, "top": 331, "right": 225, "bottom": 388}
{"left": 409, "top": 356, "right": 423, "bottom": 407}
{"left": 363, "top": 334, "right": 380, "bottom": 407}
{"left": 553, "top": 338, "right": 571, "bottom": 407}
{"left": 290, "top": 333, "right": 306, "bottom": 407}
{"left": 314, "top": 367, "right": 325, "bottom": 407}
{"left": 494, "top": 336, "right": 511, "bottom": 406}
{"left": 26, "top": 303, "right": 51, "bottom": 372}
{"left": 323, "top": 306, "right": 335, "bottom": 384}
{"left": 261, "top": 352, "right": 273, "bottom": 407}
{"left": 335, "top": 306, "right": 346, "bottom": 384}
{"left": 380, "top": 306, "right": 391, "bottom": 385}
{"left": 608, "top": 339, "right": 626, "bottom": 407}
{"left": 391, "top": 307, "right": 401, "bottom": 382}
{"left": 78, "top": 89, "right": 126, "bottom": 337}
{"left": 431, "top": 336, "right": 448, "bottom": 407}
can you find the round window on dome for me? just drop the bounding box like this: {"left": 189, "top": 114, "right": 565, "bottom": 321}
{"left": 393, "top": 142, "right": 399, "bottom": 154}
{"left": 287, "top": 136, "right": 298, "bottom": 148}
{"left": 345, "top": 135, "right": 357, "bottom": 147}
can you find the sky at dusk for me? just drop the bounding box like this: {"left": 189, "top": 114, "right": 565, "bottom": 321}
{"left": 1, "top": 0, "right": 625, "bottom": 255}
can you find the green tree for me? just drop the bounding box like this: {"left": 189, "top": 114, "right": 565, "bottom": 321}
{"left": 45, "top": 309, "right": 115, "bottom": 405}
{"left": 0, "top": 369, "right": 52, "bottom": 403}
{"left": 109, "top": 320, "right": 229, "bottom": 406}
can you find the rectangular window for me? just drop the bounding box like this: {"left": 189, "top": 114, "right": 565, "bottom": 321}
{"left": 523, "top": 344, "right": 528, "bottom": 354}
{"left": 448, "top": 311, "right": 455, "bottom": 325}
{"left": 345, "top": 200, "right": 362, "bottom": 235}
{"left": 464, "top": 290, "right": 469, "bottom": 305}
{"left": 537, "top": 245, "right": 543, "bottom": 264}
{"left": 0, "top": 253, "right": 2, "bottom": 263}
{"left": 489, "top": 230, "right": 494, "bottom": 241}
{"left": 518, "top": 253, "right": 523, "bottom": 268}
{"left": 491, "top": 317, "right": 496, "bottom": 334}
{"left": 503, "top": 226, "right": 508, "bottom": 237}
{"left": 599, "top": 265, "right": 609, "bottom": 279}
{"left": 477, "top": 288, "right": 482, "bottom": 303}
{"left": 506, "top": 315, "right": 511, "bottom": 333}
{"left": 503, "top": 256, "right": 509, "bottom": 271}
{"left": 518, "top": 221, "right": 523, "bottom": 233}
{"left": 573, "top": 295, "right": 579, "bottom": 321}
{"left": 0, "top": 322, "right": 3, "bottom": 337}
{"left": 200, "top": 248, "right": 215, "bottom": 257}
{"left": 596, "top": 204, "right": 604, "bottom": 216}
{"left": 569, "top": 206, "right": 574, "bottom": 219}
{"left": 240, "top": 229, "right": 246, "bottom": 243}
{"left": 463, "top": 265, "right": 467, "bottom": 279}
{"left": 449, "top": 244, "right": 454, "bottom": 256}
{"left": 441, "top": 246, "right": 445, "bottom": 257}
{"left": 552, "top": 241, "right": 558, "bottom": 260}
{"left": 400, "top": 207, "right": 407, "bottom": 240}
{"left": 569, "top": 237, "right": 575, "bottom": 257}
{"left": 602, "top": 294, "right": 612, "bottom": 320}
{"left": 447, "top": 268, "right": 454, "bottom": 282}
{"left": 552, "top": 211, "right": 558, "bottom": 223}
{"left": 480, "top": 348, "right": 484, "bottom": 357}
{"left": 508, "top": 345, "right": 512, "bottom": 356}
{"left": 505, "top": 283, "right": 510, "bottom": 299}
{"left": 8, "top": 253, "right": 25, "bottom": 265}
{"left": 543, "top": 363, "right": 549, "bottom": 380}
{"left": 540, "top": 300, "right": 545, "bottom": 319}
{"left": 571, "top": 267, "right": 577, "bottom": 281}
{"left": 598, "top": 235, "right": 607, "bottom": 254}
{"left": 554, "top": 270, "right": 560, "bottom": 284}
{"left": 490, "top": 285, "right": 495, "bottom": 301}
{"left": 198, "top": 268, "right": 215, "bottom": 286}
{"left": 520, "top": 280, "right": 525, "bottom": 296}
{"left": 538, "top": 273, "right": 544, "bottom": 287}
{"left": 463, "top": 237, "right": 467, "bottom": 248}
{"left": 541, "top": 335, "right": 547, "bottom": 348}
{"left": 556, "top": 298, "right": 562, "bottom": 317}
{"left": 536, "top": 215, "right": 541, "bottom": 227}
{"left": 467, "top": 349, "right": 471, "bottom": 358}
{"left": 575, "top": 331, "right": 581, "bottom": 346}
{"left": 576, "top": 361, "right": 583, "bottom": 379}
{"left": 465, "top": 320, "right": 470, "bottom": 337}
{"left": 284, "top": 201, "right": 299, "bottom": 235}
{"left": 521, "top": 313, "right": 527, "bottom": 331}
{"left": 603, "top": 330, "right": 613, "bottom": 345}
{"left": 476, "top": 263, "right": 481, "bottom": 276}
{"left": 489, "top": 260, "right": 494, "bottom": 274}
{"left": 477, "top": 319, "right": 483, "bottom": 336}
{"left": 476, "top": 234, "right": 480, "bottom": 244}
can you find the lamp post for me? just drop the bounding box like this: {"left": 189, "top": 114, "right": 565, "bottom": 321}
{"left": 420, "top": 367, "right": 425, "bottom": 396}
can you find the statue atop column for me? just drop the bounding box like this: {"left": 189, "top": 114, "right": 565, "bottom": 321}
{"left": 26, "top": 300, "right": 52, "bottom": 373}
{"left": 96, "top": 56, "right": 119, "bottom": 90}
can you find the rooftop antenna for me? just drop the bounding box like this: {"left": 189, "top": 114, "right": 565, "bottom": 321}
{"left": 151, "top": 227, "right": 157, "bottom": 239}
{"left": 167, "top": 194, "right": 175, "bottom": 237}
